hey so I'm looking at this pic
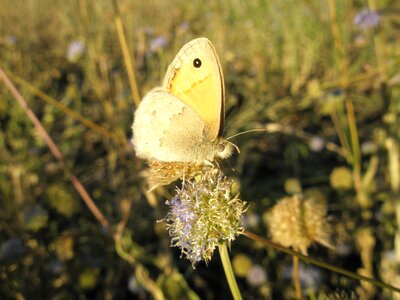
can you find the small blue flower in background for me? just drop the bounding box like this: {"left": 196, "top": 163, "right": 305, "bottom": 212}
{"left": 331, "top": 88, "right": 344, "bottom": 97}
{"left": 178, "top": 21, "right": 190, "bottom": 32}
{"left": 246, "top": 265, "right": 268, "bottom": 287}
{"left": 353, "top": 8, "right": 380, "bottom": 30}
{"left": 309, "top": 136, "right": 325, "bottom": 152}
{"left": 283, "top": 264, "right": 323, "bottom": 289}
{"left": 241, "top": 212, "right": 260, "bottom": 229}
{"left": 149, "top": 36, "right": 168, "bottom": 52}
{"left": 4, "top": 35, "right": 16, "bottom": 46}
{"left": 67, "top": 40, "right": 85, "bottom": 62}
{"left": 127, "top": 275, "right": 143, "bottom": 294}
{"left": 0, "top": 238, "right": 25, "bottom": 263}
{"left": 46, "top": 259, "right": 63, "bottom": 275}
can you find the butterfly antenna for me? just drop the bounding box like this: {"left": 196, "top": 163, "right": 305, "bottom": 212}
{"left": 227, "top": 140, "right": 240, "bottom": 154}
{"left": 226, "top": 128, "right": 266, "bottom": 141}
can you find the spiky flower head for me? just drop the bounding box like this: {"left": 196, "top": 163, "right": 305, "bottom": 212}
{"left": 165, "top": 169, "right": 246, "bottom": 267}
{"left": 267, "top": 195, "right": 333, "bottom": 255}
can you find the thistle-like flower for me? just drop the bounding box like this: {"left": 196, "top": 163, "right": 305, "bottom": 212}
{"left": 164, "top": 169, "right": 246, "bottom": 267}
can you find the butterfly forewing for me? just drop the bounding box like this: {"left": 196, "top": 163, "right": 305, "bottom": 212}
{"left": 162, "top": 38, "right": 225, "bottom": 140}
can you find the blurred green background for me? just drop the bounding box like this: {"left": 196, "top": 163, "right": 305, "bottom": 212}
{"left": 1, "top": 0, "right": 400, "bottom": 299}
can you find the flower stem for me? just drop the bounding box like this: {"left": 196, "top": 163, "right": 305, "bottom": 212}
{"left": 243, "top": 230, "right": 400, "bottom": 294}
{"left": 218, "top": 243, "right": 242, "bottom": 300}
{"left": 293, "top": 256, "right": 302, "bottom": 300}
{"left": 0, "top": 67, "right": 110, "bottom": 229}
{"left": 111, "top": 0, "right": 141, "bottom": 107}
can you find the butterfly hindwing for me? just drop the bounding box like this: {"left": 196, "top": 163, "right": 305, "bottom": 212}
{"left": 133, "top": 88, "right": 213, "bottom": 163}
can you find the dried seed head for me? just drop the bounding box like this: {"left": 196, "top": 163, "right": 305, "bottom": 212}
{"left": 267, "top": 195, "right": 333, "bottom": 254}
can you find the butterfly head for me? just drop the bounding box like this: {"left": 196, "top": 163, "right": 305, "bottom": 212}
{"left": 213, "top": 139, "right": 234, "bottom": 160}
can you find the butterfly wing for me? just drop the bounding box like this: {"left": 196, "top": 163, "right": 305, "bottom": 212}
{"left": 162, "top": 37, "right": 225, "bottom": 140}
{"left": 132, "top": 88, "right": 215, "bottom": 163}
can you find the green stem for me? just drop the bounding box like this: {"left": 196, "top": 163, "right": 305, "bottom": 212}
{"left": 243, "top": 230, "right": 400, "bottom": 294}
{"left": 345, "top": 99, "right": 371, "bottom": 210}
{"left": 218, "top": 243, "right": 242, "bottom": 300}
{"left": 330, "top": 108, "right": 352, "bottom": 164}
{"left": 386, "top": 138, "right": 400, "bottom": 260}
{"left": 345, "top": 99, "right": 360, "bottom": 170}
{"left": 368, "top": 0, "right": 387, "bottom": 83}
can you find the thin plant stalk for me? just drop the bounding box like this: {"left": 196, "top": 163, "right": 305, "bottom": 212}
{"left": 330, "top": 108, "right": 352, "bottom": 163}
{"left": 328, "top": 0, "right": 370, "bottom": 210}
{"left": 218, "top": 243, "right": 242, "bottom": 300}
{"left": 111, "top": 0, "right": 141, "bottom": 107}
{"left": 327, "top": 0, "right": 349, "bottom": 88}
{"left": 8, "top": 71, "right": 127, "bottom": 146}
{"left": 77, "top": 0, "right": 111, "bottom": 99}
{"left": 327, "top": 0, "right": 353, "bottom": 164}
{"left": 345, "top": 100, "right": 360, "bottom": 168}
{"left": 322, "top": 58, "right": 400, "bottom": 90}
{"left": 0, "top": 66, "right": 110, "bottom": 229}
{"left": 135, "top": 265, "right": 166, "bottom": 300}
{"left": 243, "top": 230, "right": 400, "bottom": 294}
{"left": 328, "top": 1, "right": 373, "bottom": 292}
{"left": 368, "top": 0, "right": 387, "bottom": 82}
{"left": 367, "top": 0, "right": 400, "bottom": 263}
{"left": 0, "top": 66, "right": 166, "bottom": 300}
{"left": 293, "top": 256, "right": 302, "bottom": 300}
{"left": 346, "top": 99, "right": 370, "bottom": 208}
{"left": 386, "top": 139, "right": 400, "bottom": 260}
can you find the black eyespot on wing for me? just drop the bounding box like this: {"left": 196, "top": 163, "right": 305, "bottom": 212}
{"left": 193, "top": 58, "right": 202, "bottom": 68}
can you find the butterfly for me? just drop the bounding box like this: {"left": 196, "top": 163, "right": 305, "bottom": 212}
{"left": 132, "top": 37, "right": 232, "bottom": 189}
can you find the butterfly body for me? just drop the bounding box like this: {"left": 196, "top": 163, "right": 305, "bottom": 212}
{"left": 132, "top": 38, "right": 231, "bottom": 187}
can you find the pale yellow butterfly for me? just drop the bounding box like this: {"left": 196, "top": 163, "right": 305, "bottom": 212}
{"left": 132, "top": 37, "right": 232, "bottom": 187}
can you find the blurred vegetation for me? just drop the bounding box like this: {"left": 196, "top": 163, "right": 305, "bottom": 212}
{"left": 1, "top": 0, "right": 400, "bottom": 299}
